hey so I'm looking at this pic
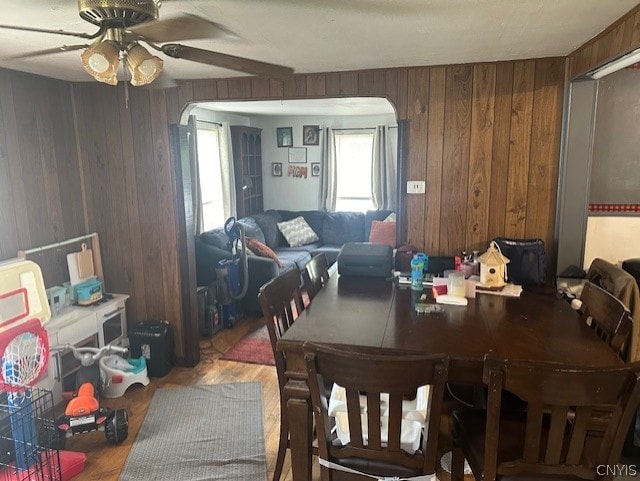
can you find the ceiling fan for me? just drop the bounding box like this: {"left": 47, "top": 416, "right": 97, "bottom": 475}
{"left": 0, "top": 0, "right": 294, "bottom": 86}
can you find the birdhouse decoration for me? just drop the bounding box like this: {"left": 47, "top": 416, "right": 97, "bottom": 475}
{"left": 477, "top": 241, "right": 510, "bottom": 288}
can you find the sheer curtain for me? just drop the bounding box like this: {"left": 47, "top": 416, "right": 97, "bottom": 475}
{"left": 320, "top": 127, "right": 337, "bottom": 211}
{"left": 371, "top": 125, "right": 397, "bottom": 211}
{"left": 188, "top": 117, "right": 203, "bottom": 235}
{"left": 219, "top": 122, "right": 236, "bottom": 222}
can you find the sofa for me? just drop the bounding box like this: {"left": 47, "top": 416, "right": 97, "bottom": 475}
{"left": 195, "top": 209, "right": 394, "bottom": 313}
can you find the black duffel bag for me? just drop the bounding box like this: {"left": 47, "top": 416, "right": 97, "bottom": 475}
{"left": 493, "top": 237, "right": 546, "bottom": 285}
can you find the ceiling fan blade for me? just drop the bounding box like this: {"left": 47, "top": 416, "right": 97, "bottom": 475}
{"left": 140, "top": 72, "right": 179, "bottom": 90}
{"left": 128, "top": 14, "right": 235, "bottom": 43}
{"left": 0, "top": 24, "right": 99, "bottom": 40}
{"left": 161, "top": 44, "right": 294, "bottom": 78}
{"left": 10, "top": 44, "right": 89, "bottom": 59}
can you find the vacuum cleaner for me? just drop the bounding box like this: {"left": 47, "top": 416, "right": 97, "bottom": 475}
{"left": 215, "top": 217, "right": 249, "bottom": 328}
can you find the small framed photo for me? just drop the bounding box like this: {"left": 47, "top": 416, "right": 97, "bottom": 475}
{"left": 303, "top": 125, "right": 320, "bottom": 146}
{"left": 272, "top": 162, "right": 282, "bottom": 177}
{"left": 311, "top": 163, "right": 321, "bottom": 177}
{"left": 288, "top": 147, "right": 307, "bottom": 164}
{"left": 276, "top": 127, "right": 293, "bottom": 147}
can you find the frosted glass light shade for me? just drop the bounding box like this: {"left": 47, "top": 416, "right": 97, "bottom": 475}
{"left": 127, "top": 44, "right": 163, "bottom": 86}
{"left": 81, "top": 42, "right": 119, "bottom": 85}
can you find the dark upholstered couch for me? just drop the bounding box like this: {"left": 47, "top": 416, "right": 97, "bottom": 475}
{"left": 195, "top": 209, "right": 393, "bottom": 313}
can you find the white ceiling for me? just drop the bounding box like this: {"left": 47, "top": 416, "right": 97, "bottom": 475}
{"left": 0, "top": 0, "right": 637, "bottom": 83}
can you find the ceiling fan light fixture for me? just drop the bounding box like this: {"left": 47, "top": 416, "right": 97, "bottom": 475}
{"left": 126, "top": 44, "right": 163, "bottom": 86}
{"left": 81, "top": 41, "right": 119, "bottom": 85}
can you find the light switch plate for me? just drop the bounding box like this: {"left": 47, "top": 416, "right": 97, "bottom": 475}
{"left": 407, "top": 181, "right": 425, "bottom": 194}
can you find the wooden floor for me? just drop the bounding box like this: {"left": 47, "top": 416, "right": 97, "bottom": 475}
{"left": 66, "top": 314, "right": 310, "bottom": 481}
{"left": 69, "top": 314, "right": 462, "bottom": 481}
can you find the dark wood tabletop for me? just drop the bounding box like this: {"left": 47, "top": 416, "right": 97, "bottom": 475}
{"left": 277, "top": 274, "right": 623, "bottom": 481}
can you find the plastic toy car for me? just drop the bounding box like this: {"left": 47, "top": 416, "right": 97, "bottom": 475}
{"left": 52, "top": 344, "right": 129, "bottom": 447}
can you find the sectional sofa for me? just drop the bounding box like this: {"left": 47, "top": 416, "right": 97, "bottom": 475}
{"left": 195, "top": 209, "right": 393, "bottom": 312}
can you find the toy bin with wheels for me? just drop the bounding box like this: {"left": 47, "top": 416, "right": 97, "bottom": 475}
{"left": 129, "top": 320, "right": 174, "bottom": 377}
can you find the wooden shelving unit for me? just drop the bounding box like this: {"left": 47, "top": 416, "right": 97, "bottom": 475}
{"left": 231, "top": 126, "right": 263, "bottom": 218}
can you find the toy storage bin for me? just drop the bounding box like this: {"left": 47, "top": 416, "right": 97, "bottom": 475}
{"left": 128, "top": 320, "right": 174, "bottom": 377}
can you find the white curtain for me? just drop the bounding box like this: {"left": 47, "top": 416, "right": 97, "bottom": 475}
{"left": 320, "top": 127, "right": 337, "bottom": 211}
{"left": 188, "top": 117, "right": 203, "bottom": 235}
{"left": 219, "top": 122, "right": 236, "bottom": 221}
{"left": 371, "top": 125, "right": 397, "bottom": 211}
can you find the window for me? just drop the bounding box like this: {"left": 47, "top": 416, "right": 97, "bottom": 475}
{"left": 196, "top": 123, "right": 225, "bottom": 231}
{"left": 335, "top": 131, "right": 375, "bottom": 212}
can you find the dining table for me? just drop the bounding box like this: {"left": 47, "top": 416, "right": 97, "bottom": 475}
{"left": 276, "top": 274, "right": 623, "bottom": 481}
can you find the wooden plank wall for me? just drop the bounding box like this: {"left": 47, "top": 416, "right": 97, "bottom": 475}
{"left": 0, "top": 70, "right": 85, "bottom": 261}
{"left": 165, "top": 58, "right": 565, "bottom": 259}
{"left": 71, "top": 83, "right": 185, "bottom": 358}
{"left": 1, "top": 57, "right": 565, "bottom": 360}
{"left": 568, "top": 4, "right": 640, "bottom": 79}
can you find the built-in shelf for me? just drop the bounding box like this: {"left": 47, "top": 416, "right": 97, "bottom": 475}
{"left": 231, "top": 126, "right": 263, "bottom": 218}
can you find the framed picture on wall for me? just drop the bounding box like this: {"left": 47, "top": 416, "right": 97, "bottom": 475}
{"left": 288, "top": 147, "right": 307, "bottom": 164}
{"left": 311, "top": 163, "right": 321, "bottom": 177}
{"left": 303, "top": 125, "right": 320, "bottom": 145}
{"left": 276, "top": 127, "right": 293, "bottom": 147}
{"left": 272, "top": 162, "right": 282, "bottom": 176}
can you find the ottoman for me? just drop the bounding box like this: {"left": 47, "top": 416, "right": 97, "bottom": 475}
{"left": 337, "top": 242, "right": 393, "bottom": 278}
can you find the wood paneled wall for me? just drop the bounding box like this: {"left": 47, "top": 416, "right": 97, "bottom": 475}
{"left": 166, "top": 58, "right": 565, "bottom": 258}
{"left": 71, "top": 83, "right": 185, "bottom": 358}
{"left": 569, "top": 4, "right": 640, "bottom": 79}
{"left": 0, "top": 57, "right": 565, "bottom": 361}
{"left": 0, "top": 70, "right": 85, "bottom": 260}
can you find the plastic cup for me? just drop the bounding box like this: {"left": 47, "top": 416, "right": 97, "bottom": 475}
{"left": 447, "top": 271, "right": 465, "bottom": 297}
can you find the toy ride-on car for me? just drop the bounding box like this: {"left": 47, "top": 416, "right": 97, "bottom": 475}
{"left": 53, "top": 344, "right": 129, "bottom": 447}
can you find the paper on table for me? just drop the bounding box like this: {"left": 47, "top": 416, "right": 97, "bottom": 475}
{"left": 476, "top": 283, "right": 523, "bottom": 297}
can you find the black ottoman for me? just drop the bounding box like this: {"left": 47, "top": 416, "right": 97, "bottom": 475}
{"left": 337, "top": 242, "right": 393, "bottom": 278}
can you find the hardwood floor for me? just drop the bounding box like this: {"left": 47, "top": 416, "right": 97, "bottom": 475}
{"left": 66, "top": 314, "right": 311, "bottom": 481}
{"left": 70, "top": 314, "right": 460, "bottom": 481}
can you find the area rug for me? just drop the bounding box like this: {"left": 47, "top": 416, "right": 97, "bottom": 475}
{"left": 120, "top": 382, "right": 266, "bottom": 481}
{"left": 221, "top": 325, "right": 275, "bottom": 366}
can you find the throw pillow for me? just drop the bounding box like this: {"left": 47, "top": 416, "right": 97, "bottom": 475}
{"left": 369, "top": 220, "right": 396, "bottom": 248}
{"left": 245, "top": 237, "right": 284, "bottom": 268}
{"left": 277, "top": 216, "right": 320, "bottom": 247}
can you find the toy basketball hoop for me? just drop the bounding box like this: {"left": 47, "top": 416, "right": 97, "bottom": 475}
{"left": 0, "top": 318, "right": 50, "bottom": 393}
{"left": 0, "top": 261, "right": 52, "bottom": 393}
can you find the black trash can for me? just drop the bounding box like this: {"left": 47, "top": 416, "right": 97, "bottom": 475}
{"left": 129, "top": 320, "right": 174, "bottom": 377}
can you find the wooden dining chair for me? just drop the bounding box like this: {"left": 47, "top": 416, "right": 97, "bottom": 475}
{"left": 580, "top": 281, "right": 633, "bottom": 359}
{"left": 303, "top": 253, "right": 331, "bottom": 301}
{"left": 451, "top": 357, "right": 640, "bottom": 481}
{"left": 303, "top": 342, "right": 449, "bottom": 481}
{"left": 258, "top": 267, "right": 308, "bottom": 481}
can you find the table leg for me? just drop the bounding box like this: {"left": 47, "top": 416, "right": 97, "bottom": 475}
{"left": 286, "top": 384, "right": 313, "bottom": 481}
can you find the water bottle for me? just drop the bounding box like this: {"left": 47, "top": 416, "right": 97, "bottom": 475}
{"left": 411, "top": 257, "right": 424, "bottom": 291}
{"left": 415, "top": 252, "right": 428, "bottom": 276}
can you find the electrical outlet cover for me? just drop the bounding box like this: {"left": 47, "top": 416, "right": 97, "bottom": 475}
{"left": 407, "top": 181, "right": 425, "bottom": 194}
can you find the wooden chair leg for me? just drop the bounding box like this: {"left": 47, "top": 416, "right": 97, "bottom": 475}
{"left": 273, "top": 403, "right": 288, "bottom": 481}
{"left": 451, "top": 445, "right": 465, "bottom": 481}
